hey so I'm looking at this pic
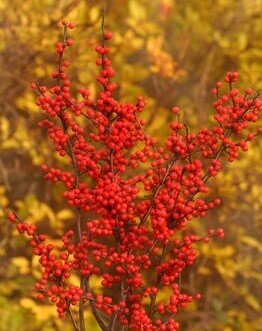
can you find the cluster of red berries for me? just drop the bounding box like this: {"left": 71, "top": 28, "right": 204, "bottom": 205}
{"left": 9, "top": 19, "right": 261, "bottom": 330}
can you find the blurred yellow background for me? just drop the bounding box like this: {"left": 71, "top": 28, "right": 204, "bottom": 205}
{"left": 0, "top": 0, "right": 261, "bottom": 330}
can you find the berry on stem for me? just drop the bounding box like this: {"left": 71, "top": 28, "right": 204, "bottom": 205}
{"left": 9, "top": 19, "right": 261, "bottom": 331}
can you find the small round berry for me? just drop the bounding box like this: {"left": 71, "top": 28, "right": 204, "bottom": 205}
{"left": 172, "top": 107, "right": 180, "bottom": 114}
{"left": 217, "top": 228, "right": 224, "bottom": 238}
{"left": 104, "top": 31, "right": 113, "bottom": 40}
{"left": 8, "top": 212, "right": 17, "bottom": 223}
{"left": 36, "top": 293, "right": 44, "bottom": 300}
{"left": 68, "top": 22, "right": 76, "bottom": 29}
{"left": 195, "top": 293, "right": 201, "bottom": 300}
{"left": 66, "top": 39, "right": 74, "bottom": 47}
{"left": 245, "top": 87, "right": 252, "bottom": 95}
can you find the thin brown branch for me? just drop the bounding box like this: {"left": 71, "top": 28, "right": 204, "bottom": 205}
{"left": 68, "top": 305, "right": 80, "bottom": 331}
{"left": 86, "top": 280, "right": 109, "bottom": 331}
{"left": 139, "top": 156, "right": 177, "bottom": 227}
{"left": 134, "top": 113, "right": 166, "bottom": 163}
{"left": 148, "top": 245, "right": 167, "bottom": 317}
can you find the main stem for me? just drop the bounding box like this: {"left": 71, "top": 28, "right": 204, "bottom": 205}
{"left": 56, "top": 25, "right": 88, "bottom": 331}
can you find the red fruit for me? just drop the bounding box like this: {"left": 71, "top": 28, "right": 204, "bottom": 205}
{"left": 68, "top": 22, "right": 76, "bottom": 29}
{"left": 104, "top": 31, "right": 113, "bottom": 40}
{"left": 66, "top": 39, "right": 74, "bottom": 46}
{"left": 172, "top": 107, "right": 180, "bottom": 114}
{"left": 36, "top": 293, "right": 44, "bottom": 300}
{"left": 217, "top": 228, "right": 224, "bottom": 238}
{"left": 8, "top": 212, "right": 16, "bottom": 223}
{"left": 195, "top": 293, "right": 201, "bottom": 300}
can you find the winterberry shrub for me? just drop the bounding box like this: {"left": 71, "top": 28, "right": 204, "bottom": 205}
{"left": 8, "top": 18, "right": 261, "bottom": 331}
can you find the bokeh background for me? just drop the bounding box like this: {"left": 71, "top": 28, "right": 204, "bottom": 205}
{"left": 0, "top": 0, "right": 261, "bottom": 330}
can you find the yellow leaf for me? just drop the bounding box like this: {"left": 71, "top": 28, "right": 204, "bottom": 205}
{"left": 20, "top": 298, "right": 37, "bottom": 310}
{"left": 15, "top": 91, "right": 37, "bottom": 113}
{"left": 0, "top": 117, "right": 9, "bottom": 140}
{"left": 31, "top": 255, "right": 42, "bottom": 279}
{"left": 199, "top": 266, "right": 212, "bottom": 275}
{"left": 215, "top": 260, "right": 236, "bottom": 279}
{"left": 11, "top": 257, "right": 30, "bottom": 275}
{"left": 20, "top": 298, "right": 57, "bottom": 321}
{"left": 57, "top": 209, "right": 74, "bottom": 221}
{"left": 89, "top": 6, "right": 99, "bottom": 22}
{"left": 129, "top": 0, "right": 146, "bottom": 21}
{"left": 240, "top": 236, "right": 262, "bottom": 252}
{"left": 245, "top": 294, "right": 261, "bottom": 311}
{"left": 90, "top": 275, "right": 103, "bottom": 293}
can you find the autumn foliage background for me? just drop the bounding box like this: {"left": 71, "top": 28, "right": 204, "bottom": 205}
{"left": 0, "top": 0, "right": 261, "bottom": 330}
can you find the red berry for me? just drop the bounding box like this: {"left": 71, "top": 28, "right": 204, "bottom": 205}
{"left": 104, "top": 31, "right": 113, "bottom": 40}
{"left": 66, "top": 39, "right": 74, "bottom": 46}
{"left": 8, "top": 212, "right": 16, "bottom": 223}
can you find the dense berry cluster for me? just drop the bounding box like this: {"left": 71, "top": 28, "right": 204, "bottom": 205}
{"left": 9, "top": 19, "right": 261, "bottom": 331}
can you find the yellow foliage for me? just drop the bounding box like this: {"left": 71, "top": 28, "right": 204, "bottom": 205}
{"left": 0, "top": 0, "right": 261, "bottom": 330}
{"left": 240, "top": 235, "right": 262, "bottom": 252}
{"left": 20, "top": 298, "right": 58, "bottom": 321}
{"left": 11, "top": 257, "right": 30, "bottom": 275}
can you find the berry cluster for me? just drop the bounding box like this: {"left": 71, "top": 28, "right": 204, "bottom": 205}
{"left": 9, "top": 19, "right": 261, "bottom": 331}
